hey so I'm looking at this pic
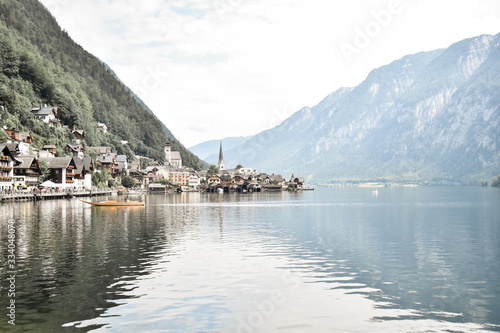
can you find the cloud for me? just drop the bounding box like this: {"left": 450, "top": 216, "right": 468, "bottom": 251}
{"left": 39, "top": 0, "right": 500, "bottom": 147}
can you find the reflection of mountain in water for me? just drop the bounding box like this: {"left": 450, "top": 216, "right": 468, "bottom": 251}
{"left": 0, "top": 197, "right": 197, "bottom": 332}
{"left": 0, "top": 189, "right": 498, "bottom": 332}
{"left": 270, "top": 188, "right": 500, "bottom": 329}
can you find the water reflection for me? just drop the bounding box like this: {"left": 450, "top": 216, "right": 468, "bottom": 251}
{"left": 0, "top": 188, "right": 499, "bottom": 332}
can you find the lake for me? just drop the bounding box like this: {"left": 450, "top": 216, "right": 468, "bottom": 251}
{"left": 0, "top": 187, "right": 499, "bottom": 332}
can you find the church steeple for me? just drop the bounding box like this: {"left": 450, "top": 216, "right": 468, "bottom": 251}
{"left": 218, "top": 141, "right": 225, "bottom": 171}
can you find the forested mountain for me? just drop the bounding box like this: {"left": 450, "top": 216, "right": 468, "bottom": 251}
{"left": 219, "top": 34, "right": 500, "bottom": 185}
{"left": 0, "top": 0, "right": 205, "bottom": 169}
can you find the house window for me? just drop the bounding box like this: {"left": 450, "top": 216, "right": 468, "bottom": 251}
{"left": 55, "top": 170, "right": 59, "bottom": 174}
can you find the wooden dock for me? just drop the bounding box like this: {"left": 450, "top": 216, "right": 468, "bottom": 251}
{"left": 0, "top": 190, "right": 113, "bottom": 202}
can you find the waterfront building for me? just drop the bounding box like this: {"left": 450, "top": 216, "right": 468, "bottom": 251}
{"left": 13, "top": 155, "right": 41, "bottom": 190}
{"left": 169, "top": 168, "right": 190, "bottom": 187}
{"left": 74, "top": 157, "right": 94, "bottom": 190}
{"left": 44, "top": 157, "right": 77, "bottom": 189}
{"left": 0, "top": 145, "right": 21, "bottom": 191}
{"left": 189, "top": 173, "right": 201, "bottom": 190}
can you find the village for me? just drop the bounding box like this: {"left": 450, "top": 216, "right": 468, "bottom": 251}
{"left": 0, "top": 105, "right": 306, "bottom": 199}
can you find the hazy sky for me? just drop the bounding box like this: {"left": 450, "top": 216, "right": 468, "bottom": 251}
{"left": 39, "top": 0, "right": 500, "bottom": 147}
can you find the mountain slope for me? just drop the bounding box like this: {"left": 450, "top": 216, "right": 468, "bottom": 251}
{"left": 0, "top": 0, "right": 205, "bottom": 169}
{"left": 221, "top": 34, "right": 500, "bottom": 184}
{"left": 190, "top": 136, "right": 249, "bottom": 164}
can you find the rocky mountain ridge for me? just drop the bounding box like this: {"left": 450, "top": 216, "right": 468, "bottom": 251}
{"left": 216, "top": 33, "right": 500, "bottom": 184}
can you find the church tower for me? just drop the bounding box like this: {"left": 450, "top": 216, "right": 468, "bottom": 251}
{"left": 218, "top": 141, "right": 225, "bottom": 171}
{"left": 164, "top": 141, "right": 172, "bottom": 165}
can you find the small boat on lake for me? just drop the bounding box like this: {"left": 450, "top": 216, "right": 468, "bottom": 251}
{"left": 80, "top": 200, "right": 144, "bottom": 207}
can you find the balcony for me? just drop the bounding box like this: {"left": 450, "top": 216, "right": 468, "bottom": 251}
{"left": 66, "top": 172, "right": 75, "bottom": 177}
{"left": 0, "top": 177, "right": 13, "bottom": 182}
{"left": 0, "top": 166, "right": 13, "bottom": 171}
{"left": 66, "top": 180, "right": 74, "bottom": 184}
{"left": 0, "top": 156, "right": 9, "bottom": 161}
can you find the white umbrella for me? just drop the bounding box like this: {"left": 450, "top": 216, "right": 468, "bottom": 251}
{"left": 40, "top": 180, "right": 57, "bottom": 188}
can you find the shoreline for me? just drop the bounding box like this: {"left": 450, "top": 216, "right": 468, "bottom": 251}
{"left": 0, "top": 190, "right": 113, "bottom": 203}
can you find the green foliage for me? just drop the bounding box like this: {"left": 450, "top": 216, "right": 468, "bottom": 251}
{"left": 0, "top": 129, "right": 8, "bottom": 143}
{"left": 492, "top": 176, "right": 500, "bottom": 188}
{"left": 91, "top": 170, "right": 110, "bottom": 188}
{"left": 86, "top": 149, "right": 97, "bottom": 164}
{"left": 236, "top": 164, "right": 243, "bottom": 169}
{"left": 121, "top": 175, "right": 135, "bottom": 189}
{"left": 140, "top": 158, "right": 149, "bottom": 170}
{"left": 206, "top": 164, "right": 219, "bottom": 178}
{"left": 153, "top": 178, "right": 171, "bottom": 185}
{"left": 0, "top": 0, "right": 206, "bottom": 169}
{"left": 130, "top": 170, "right": 144, "bottom": 181}
{"left": 38, "top": 158, "right": 49, "bottom": 181}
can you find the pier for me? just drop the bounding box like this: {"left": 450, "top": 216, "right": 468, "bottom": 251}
{"left": 0, "top": 190, "right": 113, "bottom": 202}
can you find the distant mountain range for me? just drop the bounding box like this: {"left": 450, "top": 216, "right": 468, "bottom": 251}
{"left": 206, "top": 33, "right": 500, "bottom": 185}
{"left": 189, "top": 136, "right": 249, "bottom": 164}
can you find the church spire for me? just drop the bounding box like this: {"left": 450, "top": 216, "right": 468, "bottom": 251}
{"left": 218, "top": 141, "right": 225, "bottom": 171}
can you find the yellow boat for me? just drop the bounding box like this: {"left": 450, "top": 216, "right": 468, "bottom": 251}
{"left": 80, "top": 200, "right": 144, "bottom": 207}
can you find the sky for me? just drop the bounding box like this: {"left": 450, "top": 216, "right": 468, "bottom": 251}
{"left": 38, "top": 0, "right": 500, "bottom": 147}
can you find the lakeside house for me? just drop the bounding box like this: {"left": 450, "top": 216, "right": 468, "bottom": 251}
{"left": 0, "top": 145, "right": 21, "bottom": 191}
{"left": 169, "top": 168, "right": 190, "bottom": 188}
{"left": 73, "top": 157, "right": 94, "bottom": 190}
{"left": 44, "top": 157, "right": 77, "bottom": 189}
{"left": 13, "top": 156, "right": 41, "bottom": 190}
{"left": 189, "top": 173, "right": 201, "bottom": 190}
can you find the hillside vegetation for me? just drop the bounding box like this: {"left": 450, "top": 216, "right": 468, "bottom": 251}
{"left": 0, "top": 0, "right": 204, "bottom": 169}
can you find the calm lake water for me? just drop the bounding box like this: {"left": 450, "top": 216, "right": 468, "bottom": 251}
{"left": 0, "top": 187, "right": 499, "bottom": 332}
